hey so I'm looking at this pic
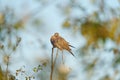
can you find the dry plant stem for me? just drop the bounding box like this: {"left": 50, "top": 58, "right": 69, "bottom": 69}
{"left": 6, "top": 60, "right": 9, "bottom": 80}
{"left": 53, "top": 49, "right": 59, "bottom": 66}
{"left": 50, "top": 49, "right": 59, "bottom": 80}
{"left": 62, "top": 51, "right": 64, "bottom": 64}
{"left": 50, "top": 47, "right": 54, "bottom": 80}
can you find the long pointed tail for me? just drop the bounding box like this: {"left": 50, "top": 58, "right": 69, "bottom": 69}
{"left": 69, "top": 45, "right": 75, "bottom": 48}
{"left": 69, "top": 51, "right": 75, "bottom": 57}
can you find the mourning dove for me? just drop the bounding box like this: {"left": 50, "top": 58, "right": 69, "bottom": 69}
{"left": 50, "top": 32, "right": 74, "bottom": 56}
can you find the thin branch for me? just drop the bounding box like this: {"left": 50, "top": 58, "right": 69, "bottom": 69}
{"left": 6, "top": 56, "right": 10, "bottom": 80}
{"left": 50, "top": 47, "right": 54, "bottom": 80}
{"left": 53, "top": 49, "right": 59, "bottom": 66}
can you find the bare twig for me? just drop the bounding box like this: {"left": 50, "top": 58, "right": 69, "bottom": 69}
{"left": 50, "top": 47, "right": 54, "bottom": 80}
{"left": 6, "top": 56, "right": 10, "bottom": 80}
{"left": 50, "top": 48, "right": 59, "bottom": 80}
{"left": 53, "top": 49, "right": 59, "bottom": 66}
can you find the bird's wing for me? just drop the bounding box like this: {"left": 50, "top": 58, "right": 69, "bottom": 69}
{"left": 50, "top": 36, "right": 54, "bottom": 44}
{"left": 58, "top": 36, "right": 75, "bottom": 56}
{"left": 50, "top": 36, "right": 58, "bottom": 47}
{"left": 57, "top": 36, "right": 70, "bottom": 49}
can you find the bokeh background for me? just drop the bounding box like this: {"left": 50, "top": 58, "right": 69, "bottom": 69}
{"left": 0, "top": 0, "right": 120, "bottom": 80}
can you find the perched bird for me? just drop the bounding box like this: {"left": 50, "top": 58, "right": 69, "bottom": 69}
{"left": 50, "top": 32, "right": 74, "bottom": 56}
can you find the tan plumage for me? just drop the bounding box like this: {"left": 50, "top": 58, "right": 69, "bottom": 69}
{"left": 50, "top": 32, "right": 74, "bottom": 56}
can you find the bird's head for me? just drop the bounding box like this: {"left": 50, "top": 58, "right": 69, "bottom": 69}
{"left": 54, "top": 32, "right": 59, "bottom": 37}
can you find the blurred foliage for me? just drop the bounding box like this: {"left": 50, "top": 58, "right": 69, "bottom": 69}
{"left": 63, "top": 17, "right": 120, "bottom": 49}
{"left": 113, "top": 49, "right": 120, "bottom": 67}
{"left": 33, "top": 65, "right": 43, "bottom": 72}
{"left": 0, "top": 66, "right": 7, "bottom": 80}
{"left": 61, "top": 0, "right": 120, "bottom": 49}
{"left": 81, "top": 18, "right": 119, "bottom": 47}
{"left": 61, "top": 0, "right": 120, "bottom": 80}
{"left": 0, "top": 6, "right": 23, "bottom": 79}
{"left": 85, "top": 58, "right": 98, "bottom": 71}
{"left": 81, "top": 21, "right": 109, "bottom": 47}
{"left": 100, "top": 75, "right": 112, "bottom": 80}
{"left": 16, "top": 65, "right": 43, "bottom": 80}
{"left": 0, "top": 2, "right": 45, "bottom": 80}
{"left": 0, "top": 7, "right": 25, "bottom": 30}
{"left": 0, "top": 66, "right": 15, "bottom": 80}
{"left": 0, "top": 36, "right": 21, "bottom": 80}
{"left": 62, "top": 19, "right": 71, "bottom": 28}
{"left": 32, "top": 19, "right": 43, "bottom": 27}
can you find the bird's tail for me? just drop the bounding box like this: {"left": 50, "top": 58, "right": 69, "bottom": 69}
{"left": 69, "top": 45, "right": 75, "bottom": 48}
{"left": 69, "top": 51, "right": 75, "bottom": 57}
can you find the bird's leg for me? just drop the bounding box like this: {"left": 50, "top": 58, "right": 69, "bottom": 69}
{"left": 62, "top": 51, "right": 64, "bottom": 64}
